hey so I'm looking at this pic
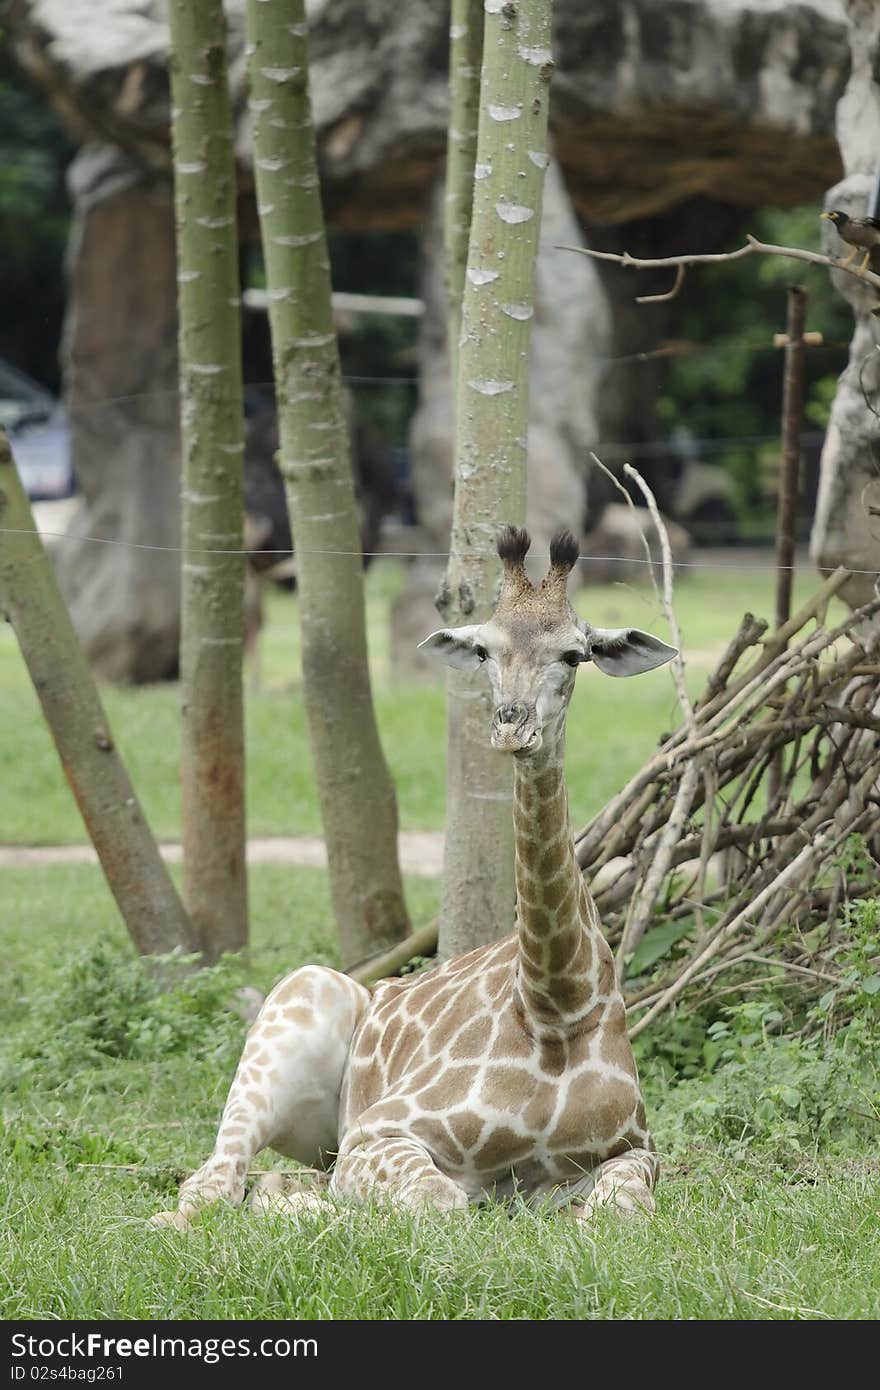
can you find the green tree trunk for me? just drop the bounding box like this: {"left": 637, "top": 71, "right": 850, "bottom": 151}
{"left": 439, "top": 0, "right": 553, "bottom": 959}
{"left": 0, "top": 431, "right": 198, "bottom": 958}
{"left": 168, "top": 0, "right": 248, "bottom": 961}
{"left": 445, "top": 0, "right": 484, "bottom": 388}
{"left": 244, "top": 0, "right": 409, "bottom": 966}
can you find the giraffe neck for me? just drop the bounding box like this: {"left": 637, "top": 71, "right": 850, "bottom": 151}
{"left": 512, "top": 718, "right": 608, "bottom": 1037}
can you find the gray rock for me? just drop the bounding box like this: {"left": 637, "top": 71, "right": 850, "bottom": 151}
{"left": 10, "top": 0, "right": 852, "bottom": 678}
{"left": 15, "top": 0, "right": 848, "bottom": 223}
{"left": 810, "top": 1, "right": 880, "bottom": 608}
{"left": 580, "top": 501, "right": 691, "bottom": 584}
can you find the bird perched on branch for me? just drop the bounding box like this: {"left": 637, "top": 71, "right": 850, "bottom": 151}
{"left": 821, "top": 209, "right": 880, "bottom": 273}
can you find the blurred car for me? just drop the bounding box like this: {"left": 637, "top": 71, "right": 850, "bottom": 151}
{"left": 0, "top": 358, "right": 74, "bottom": 501}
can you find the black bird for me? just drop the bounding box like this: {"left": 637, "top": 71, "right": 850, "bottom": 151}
{"left": 821, "top": 209, "right": 880, "bottom": 273}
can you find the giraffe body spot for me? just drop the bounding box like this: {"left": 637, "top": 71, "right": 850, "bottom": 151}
{"left": 448, "top": 1110, "right": 484, "bottom": 1151}
{"left": 416, "top": 1065, "right": 479, "bottom": 1111}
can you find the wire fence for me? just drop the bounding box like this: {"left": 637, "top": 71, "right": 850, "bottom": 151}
{"left": 3, "top": 328, "right": 877, "bottom": 576}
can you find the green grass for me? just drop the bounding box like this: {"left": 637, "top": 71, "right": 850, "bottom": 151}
{"left": 0, "top": 559, "right": 826, "bottom": 844}
{"left": 2, "top": 559, "right": 874, "bottom": 1320}
{"left": 1, "top": 863, "right": 877, "bottom": 1320}
{"left": 2, "top": 1161, "right": 877, "bottom": 1319}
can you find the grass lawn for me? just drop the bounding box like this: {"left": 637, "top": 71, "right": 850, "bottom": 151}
{"left": 0, "top": 558, "right": 827, "bottom": 845}
{"left": 1, "top": 558, "right": 875, "bottom": 1320}
{"left": 1, "top": 863, "right": 877, "bottom": 1321}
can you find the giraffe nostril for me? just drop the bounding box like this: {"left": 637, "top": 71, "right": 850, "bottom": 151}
{"left": 494, "top": 702, "right": 530, "bottom": 728}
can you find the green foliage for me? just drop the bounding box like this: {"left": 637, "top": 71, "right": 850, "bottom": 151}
{"left": 628, "top": 917, "right": 693, "bottom": 975}
{"left": 0, "top": 866, "right": 877, "bottom": 1319}
{"left": 0, "top": 1113, "right": 147, "bottom": 1172}
{"left": 0, "top": 40, "right": 72, "bottom": 389}
{"left": 649, "top": 1023, "right": 878, "bottom": 1169}
{"left": 0, "top": 563, "right": 826, "bottom": 845}
{"left": 638, "top": 896, "right": 879, "bottom": 1169}
{"left": 657, "top": 204, "right": 853, "bottom": 527}
{"left": 812, "top": 896, "right": 880, "bottom": 1031}
{"left": 3, "top": 942, "right": 249, "bottom": 1092}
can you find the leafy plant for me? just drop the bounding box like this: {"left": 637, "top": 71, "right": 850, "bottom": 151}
{"left": 2, "top": 942, "right": 250, "bottom": 1092}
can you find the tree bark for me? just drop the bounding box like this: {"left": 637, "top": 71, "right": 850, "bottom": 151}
{"left": 244, "top": 0, "right": 409, "bottom": 967}
{"left": 168, "top": 0, "right": 248, "bottom": 961}
{"left": 438, "top": 0, "right": 553, "bottom": 959}
{"left": 445, "top": 0, "right": 483, "bottom": 389}
{"left": 0, "top": 430, "right": 198, "bottom": 958}
{"left": 810, "top": 0, "right": 880, "bottom": 610}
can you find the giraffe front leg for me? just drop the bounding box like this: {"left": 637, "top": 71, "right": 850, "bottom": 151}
{"left": 332, "top": 1135, "right": 470, "bottom": 1215}
{"left": 151, "top": 965, "right": 369, "bottom": 1229}
{"left": 573, "top": 1148, "right": 658, "bottom": 1221}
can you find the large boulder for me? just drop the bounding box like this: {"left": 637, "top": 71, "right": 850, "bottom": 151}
{"left": 14, "top": 0, "right": 848, "bottom": 225}
{"left": 811, "top": 0, "right": 880, "bottom": 609}
{"left": 10, "top": 0, "right": 851, "bottom": 679}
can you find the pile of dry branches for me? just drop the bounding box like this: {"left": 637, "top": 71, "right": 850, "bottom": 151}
{"left": 576, "top": 561, "right": 880, "bottom": 1037}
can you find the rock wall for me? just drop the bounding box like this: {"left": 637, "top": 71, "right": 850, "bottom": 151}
{"left": 59, "top": 145, "right": 182, "bottom": 681}
{"left": 811, "top": 0, "right": 880, "bottom": 609}
{"left": 15, "top": 0, "right": 848, "bottom": 226}
{"left": 10, "top": 0, "right": 852, "bottom": 678}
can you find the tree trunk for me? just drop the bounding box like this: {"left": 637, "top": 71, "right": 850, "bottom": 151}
{"left": 168, "top": 0, "right": 248, "bottom": 961}
{"left": 244, "top": 0, "right": 409, "bottom": 967}
{"left": 0, "top": 430, "right": 198, "bottom": 959}
{"left": 438, "top": 0, "right": 553, "bottom": 959}
{"left": 810, "top": 0, "right": 880, "bottom": 610}
{"left": 445, "top": 0, "right": 484, "bottom": 388}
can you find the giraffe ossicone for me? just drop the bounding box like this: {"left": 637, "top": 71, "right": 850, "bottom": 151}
{"left": 151, "top": 525, "right": 676, "bottom": 1229}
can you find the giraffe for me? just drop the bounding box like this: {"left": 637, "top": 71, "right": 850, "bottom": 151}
{"left": 152, "top": 526, "right": 676, "bottom": 1228}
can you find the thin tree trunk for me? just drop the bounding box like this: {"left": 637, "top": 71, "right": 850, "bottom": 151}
{"left": 438, "top": 0, "right": 554, "bottom": 960}
{"left": 445, "top": 0, "right": 484, "bottom": 389}
{"left": 168, "top": 0, "right": 248, "bottom": 961}
{"left": 0, "top": 431, "right": 198, "bottom": 958}
{"left": 244, "top": 0, "right": 409, "bottom": 966}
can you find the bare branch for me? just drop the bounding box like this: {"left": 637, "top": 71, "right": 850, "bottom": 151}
{"left": 622, "top": 462, "right": 694, "bottom": 732}
{"left": 636, "top": 263, "right": 686, "bottom": 304}
{"left": 556, "top": 233, "right": 880, "bottom": 297}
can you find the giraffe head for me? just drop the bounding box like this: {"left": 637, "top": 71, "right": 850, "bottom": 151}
{"left": 420, "top": 526, "right": 677, "bottom": 755}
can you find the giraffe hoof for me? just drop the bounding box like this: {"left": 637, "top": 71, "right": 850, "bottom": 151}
{"left": 150, "top": 1209, "right": 192, "bottom": 1231}
{"left": 574, "top": 1182, "right": 656, "bottom": 1222}
{"left": 250, "top": 1187, "right": 327, "bottom": 1219}
{"left": 248, "top": 1171, "right": 331, "bottom": 1216}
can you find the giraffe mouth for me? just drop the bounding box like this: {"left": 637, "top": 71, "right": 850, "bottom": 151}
{"left": 491, "top": 723, "right": 541, "bottom": 755}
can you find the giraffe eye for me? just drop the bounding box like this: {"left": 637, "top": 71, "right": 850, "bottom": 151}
{"left": 474, "top": 644, "right": 488, "bottom": 663}
{"left": 562, "top": 650, "right": 582, "bottom": 668}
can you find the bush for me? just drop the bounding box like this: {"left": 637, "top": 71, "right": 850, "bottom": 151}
{"left": 2, "top": 941, "right": 250, "bottom": 1092}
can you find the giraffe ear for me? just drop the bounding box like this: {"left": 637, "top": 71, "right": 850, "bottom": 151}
{"left": 586, "top": 626, "right": 678, "bottom": 677}
{"left": 418, "top": 625, "right": 485, "bottom": 670}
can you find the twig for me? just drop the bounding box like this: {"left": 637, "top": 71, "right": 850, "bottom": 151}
{"left": 629, "top": 821, "right": 847, "bottom": 1038}
{"left": 556, "top": 234, "right": 880, "bottom": 296}
{"left": 735, "top": 952, "right": 843, "bottom": 987}
{"left": 589, "top": 459, "right": 702, "bottom": 974}
{"left": 698, "top": 613, "right": 768, "bottom": 707}
{"left": 618, "top": 761, "right": 699, "bottom": 971}
{"left": 588, "top": 451, "right": 659, "bottom": 588}
{"left": 622, "top": 462, "right": 694, "bottom": 731}
{"left": 636, "top": 263, "right": 685, "bottom": 304}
